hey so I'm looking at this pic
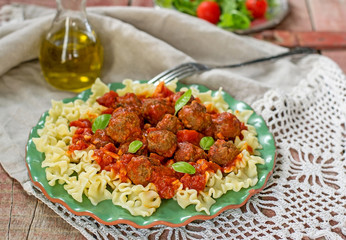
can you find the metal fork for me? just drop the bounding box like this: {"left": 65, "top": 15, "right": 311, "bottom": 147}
{"left": 148, "top": 47, "right": 317, "bottom": 84}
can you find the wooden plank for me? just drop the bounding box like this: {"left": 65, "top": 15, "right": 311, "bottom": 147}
{"left": 7, "top": 181, "right": 37, "bottom": 240}
{"left": 252, "top": 30, "right": 346, "bottom": 49}
{"left": 0, "top": 0, "right": 9, "bottom": 8}
{"left": 27, "top": 201, "right": 84, "bottom": 240}
{"left": 0, "top": 166, "right": 84, "bottom": 240}
{"left": 308, "top": 0, "right": 346, "bottom": 31}
{"left": 131, "top": 0, "right": 154, "bottom": 7}
{"left": 0, "top": 165, "right": 13, "bottom": 240}
{"left": 276, "top": 0, "right": 313, "bottom": 31}
{"left": 322, "top": 50, "right": 346, "bottom": 74}
{"left": 251, "top": 30, "right": 298, "bottom": 47}
{"left": 296, "top": 31, "right": 346, "bottom": 49}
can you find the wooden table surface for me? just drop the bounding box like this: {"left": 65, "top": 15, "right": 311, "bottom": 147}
{"left": 0, "top": 1, "right": 345, "bottom": 239}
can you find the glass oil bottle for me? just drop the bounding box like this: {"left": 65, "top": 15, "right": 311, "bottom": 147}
{"left": 39, "top": 0, "right": 103, "bottom": 92}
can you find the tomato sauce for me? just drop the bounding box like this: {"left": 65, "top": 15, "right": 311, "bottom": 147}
{"left": 67, "top": 83, "right": 245, "bottom": 199}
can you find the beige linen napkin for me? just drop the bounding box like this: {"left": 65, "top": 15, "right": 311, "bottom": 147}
{"left": 0, "top": 2, "right": 319, "bottom": 217}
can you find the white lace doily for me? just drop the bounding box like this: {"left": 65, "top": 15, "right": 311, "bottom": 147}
{"left": 25, "top": 56, "right": 346, "bottom": 239}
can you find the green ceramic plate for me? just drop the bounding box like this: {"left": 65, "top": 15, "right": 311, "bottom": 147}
{"left": 26, "top": 82, "right": 276, "bottom": 228}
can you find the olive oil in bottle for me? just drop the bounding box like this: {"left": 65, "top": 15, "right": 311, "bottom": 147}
{"left": 39, "top": 0, "right": 103, "bottom": 92}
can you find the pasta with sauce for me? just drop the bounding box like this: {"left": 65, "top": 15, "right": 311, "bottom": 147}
{"left": 33, "top": 79, "right": 264, "bottom": 216}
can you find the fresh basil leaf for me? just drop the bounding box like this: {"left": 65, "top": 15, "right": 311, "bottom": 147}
{"left": 128, "top": 140, "right": 143, "bottom": 153}
{"left": 175, "top": 89, "right": 192, "bottom": 115}
{"left": 172, "top": 162, "right": 196, "bottom": 174}
{"left": 200, "top": 136, "right": 215, "bottom": 150}
{"left": 92, "top": 114, "right": 111, "bottom": 133}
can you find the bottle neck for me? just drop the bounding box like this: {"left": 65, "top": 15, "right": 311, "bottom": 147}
{"left": 57, "top": 0, "right": 86, "bottom": 13}
{"left": 54, "top": 0, "right": 87, "bottom": 23}
{"left": 49, "top": 0, "right": 94, "bottom": 37}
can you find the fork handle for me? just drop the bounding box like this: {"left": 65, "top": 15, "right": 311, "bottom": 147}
{"left": 214, "top": 47, "right": 317, "bottom": 69}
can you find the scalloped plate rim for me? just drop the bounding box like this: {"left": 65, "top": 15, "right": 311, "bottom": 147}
{"left": 25, "top": 159, "right": 276, "bottom": 228}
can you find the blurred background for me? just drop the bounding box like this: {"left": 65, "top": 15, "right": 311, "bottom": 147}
{"left": 0, "top": 0, "right": 345, "bottom": 73}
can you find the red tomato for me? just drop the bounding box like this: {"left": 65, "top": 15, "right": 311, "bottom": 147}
{"left": 152, "top": 81, "right": 174, "bottom": 98}
{"left": 196, "top": 1, "right": 221, "bottom": 24}
{"left": 70, "top": 119, "right": 92, "bottom": 128}
{"left": 176, "top": 129, "right": 204, "bottom": 146}
{"left": 245, "top": 0, "right": 268, "bottom": 19}
{"left": 96, "top": 90, "right": 118, "bottom": 108}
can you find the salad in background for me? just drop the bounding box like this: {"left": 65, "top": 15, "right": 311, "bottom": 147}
{"left": 155, "top": 0, "right": 286, "bottom": 33}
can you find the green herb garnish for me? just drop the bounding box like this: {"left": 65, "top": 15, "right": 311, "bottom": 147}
{"left": 199, "top": 136, "right": 215, "bottom": 150}
{"left": 172, "top": 162, "right": 196, "bottom": 174}
{"left": 128, "top": 140, "right": 143, "bottom": 153}
{"left": 92, "top": 114, "right": 111, "bottom": 133}
{"left": 175, "top": 89, "right": 192, "bottom": 115}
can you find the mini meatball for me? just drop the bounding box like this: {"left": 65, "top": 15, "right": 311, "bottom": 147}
{"left": 127, "top": 156, "right": 153, "bottom": 186}
{"left": 142, "top": 98, "right": 175, "bottom": 125}
{"left": 203, "top": 122, "right": 216, "bottom": 137}
{"left": 208, "top": 139, "right": 240, "bottom": 166}
{"left": 212, "top": 112, "right": 241, "bottom": 140}
{"left": 117, "top": 92, "right": 142, "bottom": 109}
{"left": 106, "top": 108, "right": 142, "bottom": 144}
{"left": 156, "top": 114, "right": 183, "bottom": 133}
{"left": 91, "top": 129, "right": 114, "bottom": 148}
{"left": 174, "top": 142, "right": 207, "bottom": 162}
{"left": 178, "top": 100, "right": 212, "bottom": 132}
{"left": 147, "top": 130, "right": 177, "bottom": 157}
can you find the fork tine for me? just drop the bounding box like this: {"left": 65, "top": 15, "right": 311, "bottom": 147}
{"left": 148, "top": 69, "right": 174, "bottom": 84}
{"left": 148, "top": 63, "right": 191, "bottom": 84}
{"left": 158, "top": 65, "right": 194, "bottom": 82}
{"left": 148, "top": 62, "right": 209, "bottom": 85}
{"left": 161, "top": 68, "right": 198, "bottom": 84}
